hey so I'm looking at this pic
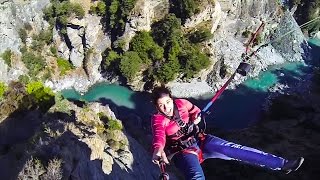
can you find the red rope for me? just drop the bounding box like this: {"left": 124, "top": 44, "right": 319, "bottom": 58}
{"left": 245, "top": 22, "right": 265, "bottom": 55}
{"left": 210, "top": 72, "right": 236, "bottom": 104}
{"left": 202, "top": 22, "right": 265, "bottom": 113}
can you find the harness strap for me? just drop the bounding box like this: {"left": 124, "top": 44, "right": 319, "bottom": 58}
{"left": 198, "top": 133, "right": 206, "bottom": 163}
{"left": 164, "top": 102, "right": 195, "bottom": 138}
{"left": 188, "top": 105, "right": 195, "bottom": 112}
{"left": 180, "top": 133, "right": 206, "bottom": 163}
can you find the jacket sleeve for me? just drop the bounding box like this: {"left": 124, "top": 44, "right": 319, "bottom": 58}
{"left": 151, "top": 115, "right": 166, "bottom": 151}
{"left": 180, "top": 99, "right": 201, "bottom": 122}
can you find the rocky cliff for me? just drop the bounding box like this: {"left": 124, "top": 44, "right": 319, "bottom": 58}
{"left": 0, "top": 0, "right": 309, "bottom": 95}
{"left": 169, "top": 0, "right": 309, "bottom": 97}
{"left": 0, "top": 83, "right": 163, "bottom": 179}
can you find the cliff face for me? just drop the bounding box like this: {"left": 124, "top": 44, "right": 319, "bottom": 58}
{"left": 0, "top": 0, "right": 50, "bottom": 83}
{"left": 0, "top": 0, "right": 112, "bottom": 92}
{"left": 0, "top": 0, "right": 309, "bottom": 94}
{"left": 0, "top": 88, "right": 162, "bottom": 179}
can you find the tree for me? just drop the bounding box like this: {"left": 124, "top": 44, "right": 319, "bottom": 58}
{"left": 130, "top": 31, "right": 164, "bottom": 64}
{"left": 155, "top": 58, "right": 180, "bottom": 83}
{"left": 90, "top": 1, "right": 107, "bottom": 16}
{"left": 188, "top": 29, "right": 213, "bottom": 43}
{"left": 105, "top": 0, "right": 137, "bottom": 37}
{"left": 26, "top": 81, "right": 55, "bottom": 112}
{"left": 104, "top": 50, "right": 121, "bottom": 68}
{"left": 18, "top": 28, "right": 28, "bottom": 44}
{"left": 1, "top": 49, "right": 12, "bottom": 67}
{"left": 151, "top": 14, "right": 182, "bottom": 47}
{"left": 169, "top": 0, "right": 200, "bottom": 22}
{"left": 154, "top": 39, "right": 181, "bottom": 83}
{"left": 119, "top": 51, "right": 142, "bottom": 81}
{"left": 179, "top": 45, "right": 210, "bottom": 78}
{"left": 21, "top": 51, "right": 46, "bottom": 78}
{"left": 292, "top": 0, "right": 320, "bottom": 33}
{"left": 43, "top": 1, "right": 85, "bottom": 34}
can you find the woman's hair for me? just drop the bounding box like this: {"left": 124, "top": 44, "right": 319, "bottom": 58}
{"left": 151, "top": 86, "right": 172, "bottom": 104}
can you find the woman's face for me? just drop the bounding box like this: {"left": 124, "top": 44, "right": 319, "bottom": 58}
{"left": 156, "top": 94, "right": 174, "bottom": 116}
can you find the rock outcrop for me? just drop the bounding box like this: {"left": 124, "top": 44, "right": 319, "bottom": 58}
{"left": 117, "top": 0, "right": 169, "bottom": 51}
{"left": 0, "top": 95, "right": 162, "bottom": 179}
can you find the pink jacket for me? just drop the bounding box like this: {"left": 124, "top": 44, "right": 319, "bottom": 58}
{"left": 151, "top": 99, "right": 201, "bottom": 151}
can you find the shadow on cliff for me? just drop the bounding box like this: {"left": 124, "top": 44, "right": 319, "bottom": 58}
{"left": 0, "top": 94, "right": 160, "bottom": 180}
{"left": 67, "top": 96, "right": 162, "bottom": 179}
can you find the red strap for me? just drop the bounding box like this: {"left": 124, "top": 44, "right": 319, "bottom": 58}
{"left": 181, "top": 133, "right": 206, "bottom": 163}
{"left": 198, "top": 133, "right": 206, "bottom": 163}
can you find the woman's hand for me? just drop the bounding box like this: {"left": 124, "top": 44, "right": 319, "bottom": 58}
{"left": 152, "top": 147, "right": 169, "bottom": 165}
{"left": 193, "top": 114, "right": 201, "bottom": 125}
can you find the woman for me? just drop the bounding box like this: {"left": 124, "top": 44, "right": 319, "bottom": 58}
{"left": 151, "top": 86, "right": 304, "bottom": 180}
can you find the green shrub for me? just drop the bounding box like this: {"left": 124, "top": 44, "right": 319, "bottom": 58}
{"left": 41, "top": 158, "right": 63, "bottom": 180}
{"left": 0, "top": 82, "right": 35, "bottom": 117}
{"left": 31, "top": 29, "right": 53, "bottom": 52}
{"left": 26, "top": 81, "right": 53, "bottom": 95}
{"left": 104, "top": 50, "right": 121, "bottom": 68}
{"left": 0, "top": 82, "right": 7, "bottom": 100}
{"left": 17, "top": 157, "right": 45, "bottom": 180}
{"left": 242, "top": 29, "right": 251, "bottom": 38}
{"left": 41, "top": 68, "right": 52, "bottom": 81}
{"left": 20, "top": 46, "right": 27, "bottom": 54}
{"left": 90, "top": 1, "right": 107, "bottom": 16}
{"left": 57, "top": 57, "right": 73, "bottom": 75}
{"left": 151, "top": 13, "right": 210, "bottom": 82}
{"left": 151, "top": 14, "right": 182, "bottom": 47}
{"left": 1, "top": 49, "right": 12, "bottom": 67}
{"left": 21, "top": 51, "right": 46, "bottom": 78}
{"left": 154, "top": 41, "right": 181, "bottom": 83}
{"left": 18, "top": 75, "right": 30, "bottom": 85}
{"left": 107, "top": 118, "right": 123, "bottom": 131}
{"left": 107, "top": 139, "right": 120, "bottom": 150}
{"left": 253, "top": 34, "right": 263, "bottom": 45}
{"left": 26, "top": 81, "right": 55, "bottom": 111}
{"left": 188, "top": 29, "right": 213, "bottom": 43}
{"left": 24, "top": 23, "right": 33, "bottom": 31}
{"left": 50, "top": 46, "right": 57, "bottom": 56}
{"left": 54, "top": 93, "right": 72, "bottom": 115}
{"left": 219, "top": 63, "right": 227, "bottom": 78}
{"left": 71, "top": 3, "right": 85, "bottom": 18}
{"left": 155, "top": 58, "right": 180, "bottom": 83}
{"left": 18, "top": 28, "right": 28, "bottom": 44}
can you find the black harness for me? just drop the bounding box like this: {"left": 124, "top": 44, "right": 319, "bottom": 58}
{"left": 160, "top": 103, "right": 199, "bottom": 154}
